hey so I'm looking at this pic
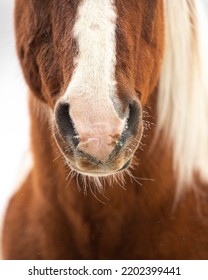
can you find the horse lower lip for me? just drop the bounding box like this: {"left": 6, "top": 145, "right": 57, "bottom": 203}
{"left": 69, "top": 166, "right": 116, "bottom": 177}
{"left": 66, "top": 161, "right": 129, "bottom": 177}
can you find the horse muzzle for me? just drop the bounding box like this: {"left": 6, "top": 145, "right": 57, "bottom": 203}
{"left": 53, "top": 99, "right": 143, "bottom": 176}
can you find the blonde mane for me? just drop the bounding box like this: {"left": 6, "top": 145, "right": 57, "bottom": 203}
{"left": 158, "top": 0, "right": 208, "bottom": 191}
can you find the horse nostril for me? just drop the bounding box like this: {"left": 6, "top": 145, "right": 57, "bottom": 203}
{"left": 128, "top": 101, "right": 142, "bottom": 135}
{"left": 55, "top": 102, "right": 79, "bottom": 147}
{"left": 119, "top": 101, "right": 142, "bottom": 145}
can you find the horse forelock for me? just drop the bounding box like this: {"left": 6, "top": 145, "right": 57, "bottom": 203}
{"left": 158, "top": 0, "right": 208, "bottom": 192}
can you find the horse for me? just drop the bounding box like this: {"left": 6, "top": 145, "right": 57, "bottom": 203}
{"left": 2, "top": 0, "right": 208, "bottom": 259}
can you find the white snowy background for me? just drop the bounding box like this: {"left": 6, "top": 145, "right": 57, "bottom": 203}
{"left": 0, "top": 0, "right": 208, "bottom": 239}
{"left": 0, "top": 0, "right": 29, "bottom": 226}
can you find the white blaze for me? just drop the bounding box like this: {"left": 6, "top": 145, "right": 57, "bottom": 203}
{"left": 63, "top": 0, "right": 125, "bottom": 161}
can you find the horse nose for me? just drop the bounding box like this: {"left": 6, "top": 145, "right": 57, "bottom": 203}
{"left": 55, "top": 99, "right": 142, "bottom": 163}
{"left": 54, "top": 101, "right": 126, "bottom": 162}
